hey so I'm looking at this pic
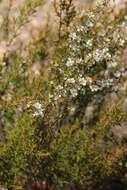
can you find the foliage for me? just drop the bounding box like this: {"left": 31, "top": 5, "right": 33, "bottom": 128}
{"left": 53, "top": 0, "right": 76, "bottom": 41}
{"left": 0, "top": 0, "right": 127, "bottom": 189}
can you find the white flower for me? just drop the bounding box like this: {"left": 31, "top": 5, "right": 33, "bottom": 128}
{"left": 86, "top": 39, "right": 93, "bottom": 48}
{"left": 108, "top": 78, "right": 113, "bottom": 83}
{"left": 87, "top": 21, "right": 94, "bottom": 28}
{"left": 77, "top": 26, "right": 84, "bottom": 32}
{"left": 33, "top": 102, "right": 44, "bottom": 118}
{"left": 33, "top": 102, "right": 42, "bottom": 110}
{"left": 59, "top": 68, "right": 64, "bottom": 74}
{"left": 69, "top": 106, "right": 76, "bottom": 115}
{"left": 90, "top": 85, "right": 100, "bottom": 92}
{"left": 70, "top": 32, "right": 77, "bottom": 40}
{"left": 119, "top": 38, "right": 125, "bottom": 47}
{"left": 70, "top": 89, "right": 78, "bottom": 97}
{"left": 88, "top": 12, "right": 95, "bottom": 19}
{"left": 26, "top": 103, "right": 31, "bottom": 109}
{"left": 79, "top": 77, "right": 87, "bottom": 86}
{"left": 94, "top": 49, "right": 101, "bottom": 62}
{"left": 103, "top": 47, "right": 109, "bottom": 54}
{"left": 106, "top": 53, "right": 111, "bottom": 59}
{"left": 102, "top": 48, "right": 112, "bottom": 59}
{"left": 33, "top": 110, "right": 44, "bottom": 117}
{"left": 114, "top": 71, "right": 121, "bottom": 78}
{"left": 57, "top": 85, "right": 63, "bottom": 90}
{"left": 108, "top": 61, "right": 117, "bottom": 68}
{"left": 66, "top": 57, "right": 74, "bottom": 67}
{"left": 71, "top": 46, "right": 77, "bottom": 52}
{"left": 67, "top": 78, "right": 75, "bottom": 84}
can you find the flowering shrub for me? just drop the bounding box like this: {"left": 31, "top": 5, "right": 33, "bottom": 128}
{"left": 0, "top": 0, "right": 127, "bottom": 189}
{"left": 44, "top": 0, "right": 127, "bottom": 128}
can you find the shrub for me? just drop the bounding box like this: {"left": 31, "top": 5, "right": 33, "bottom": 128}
{"left": 0, "top": 0, "right": 127, "bottom": 189}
